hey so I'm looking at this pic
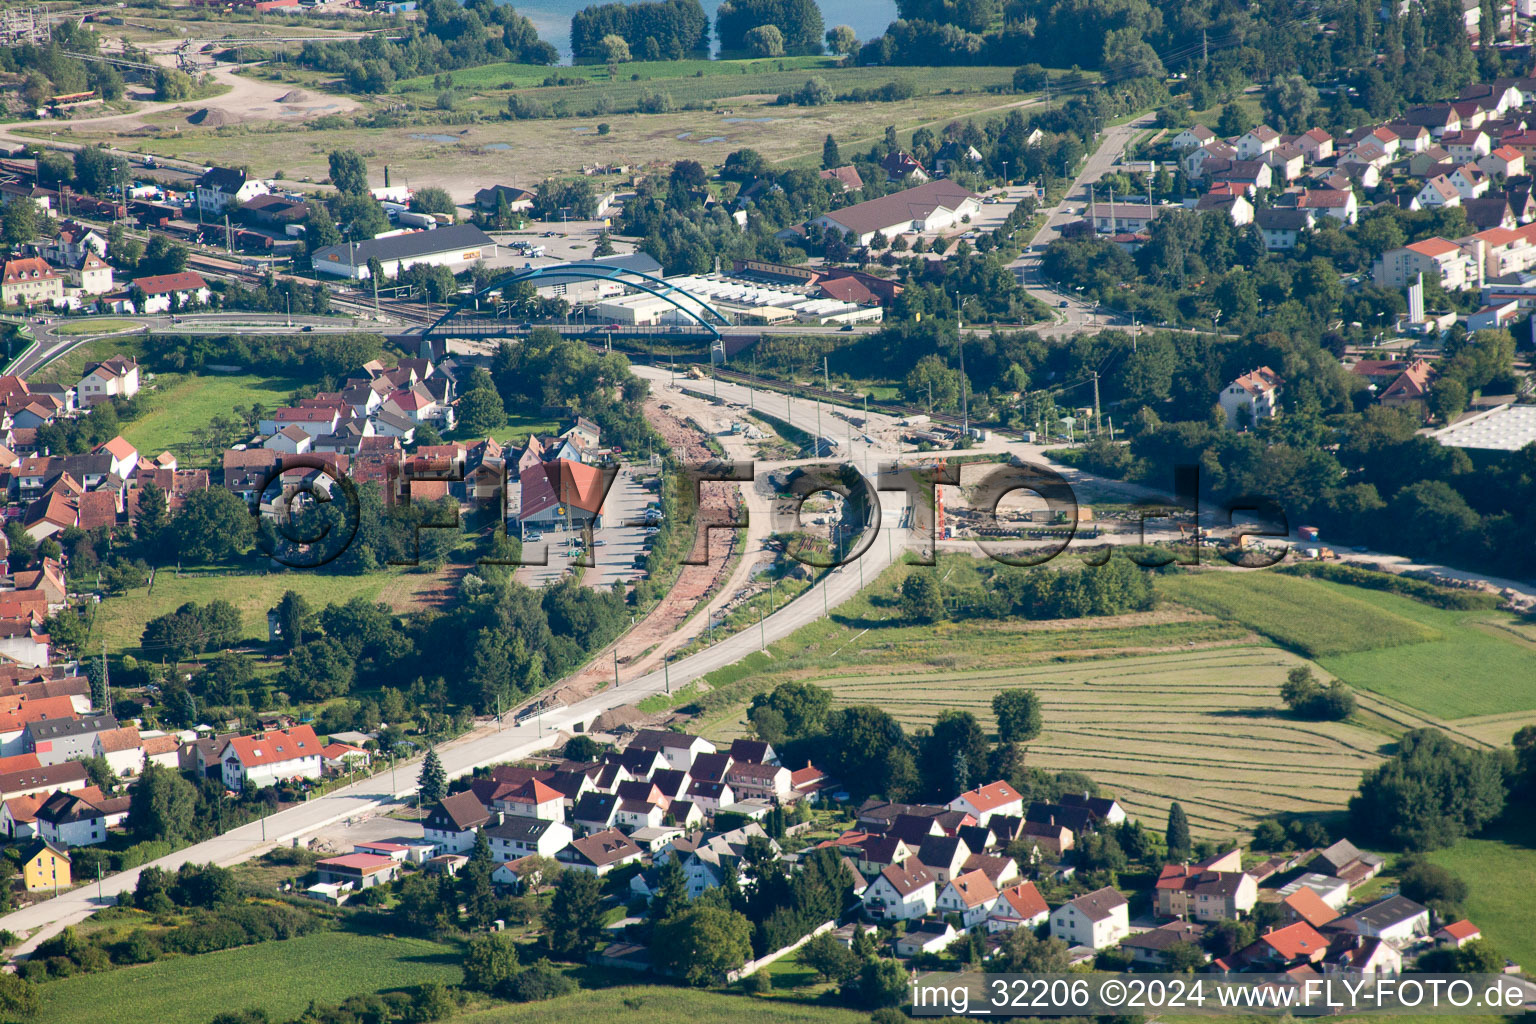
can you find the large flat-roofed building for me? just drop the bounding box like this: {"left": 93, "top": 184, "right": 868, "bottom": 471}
{"left": 311, "top": 224, "right": 496, "bottom": 280}
{"left": 803, "top": 180, "right": 980, "bottom": 246}
{"left": 1432, "top": 404, "right": 1536, "bottom": 462}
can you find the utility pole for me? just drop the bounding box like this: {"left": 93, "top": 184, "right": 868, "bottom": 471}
{"left": 664, "top": 654, "right": 670, "bottom": 693}
{"left": 824, "top": 355, "right": 831, "bottom": 392}
{"left": 100, "top": 638, "right": 109, "bottom": 712}
{"left": 614, "top": 648, "right": 620, "bottom": 687}
{"left": 759, "top": 605, "right": 766, "bottom": 649}
{"left": 1092, "top": 371, "right": 1102, "bottom": 436}
{"left": 956, "top": 292, "right": 969, "bottom": 438}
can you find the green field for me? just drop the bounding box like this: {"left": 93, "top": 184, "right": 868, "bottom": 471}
{"left": 119, "top": 370, "right": 304, "bottom": 460}
{"left": 38, "top": 931, "right": 462, "bottom": 1024}
{"left": 451, "top": 986, "right": 867, "bottom": 1024}
{"left": 1309, "top": 582, "right": 1536, "bottom": 719}
{"left": 1426, "top": 820, "right": 1536, "bottom": 972}
{"left": 91, "top": 567, "right": 438, "bottom": 655}
{"left": 52, "top": 318, "right": 141, "bottom": 336}
{"left": 1159, "top": 571, "right": 1440, "bottom": 658}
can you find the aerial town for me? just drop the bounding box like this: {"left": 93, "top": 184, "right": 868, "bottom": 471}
{"left": 0, "top": 0, "right": 1532, "bottom": 1022}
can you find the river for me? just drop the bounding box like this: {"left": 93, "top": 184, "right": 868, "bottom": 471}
{"left": 497, "top": 0, "right": 899, "bottom": 63}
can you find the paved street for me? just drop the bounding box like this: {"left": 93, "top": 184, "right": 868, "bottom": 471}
{"left": 515, "top": 467, "right": 653, "bottom": 589}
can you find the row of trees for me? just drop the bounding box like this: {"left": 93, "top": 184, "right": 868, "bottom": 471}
{"left": 570, "top": 0, "right": 709, "bottom": 62}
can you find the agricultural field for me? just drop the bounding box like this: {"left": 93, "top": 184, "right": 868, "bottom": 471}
{"left": 449, "top": 986, "right": 868, "bottom": 1024}
{"left": 37, "top": 931, "right": 462, "bottom": 1024}
{"left": 1157, "top": 571, "right": 1440, "bottom": 658}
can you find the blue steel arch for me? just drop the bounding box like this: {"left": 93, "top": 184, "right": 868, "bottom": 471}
{"left": 426, "top": 264, "right": 731, "bottom": 339}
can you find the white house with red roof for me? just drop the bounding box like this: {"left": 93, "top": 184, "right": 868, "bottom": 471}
{"left": 936, "top": 867, "right": 1000, "bottom": 928}
{"left": 77, "top": 359, "right": 139, "bottom": 408}
{"left": 988, "top": 881, "right": 1050, "bottom": 933}
{"left": 1373, "top": 237, "right": 1481, "bottom": 290}
{"left": 130, "top": 272, "right": 210, "bottom": 313}
{"left": 1220, "top": 366, "right": 1284, "bottom": 430}
{"left": 321, "top": 742, "right": 370, "bottom": 771}
{"left": 501, "top": 778, "right": 565, "bottom": 821}
{"left": 219, "top": 726, "right": 323, "bottom": 792}
{"left": 315, "top": 852, "right": 400, "bottom": 890}
{"left": 1433, "top": 919, "right": 1481, "bottom": 947}
{"left": 947, "top": 780, "right": 1023, "bottom": 826}
{"left": 862, "top": 860, "right": 937, "bottom": 921}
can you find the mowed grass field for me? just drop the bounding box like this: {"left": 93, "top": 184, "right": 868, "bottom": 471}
{"left": 120, "top": 370, "right": 304, "bottom": 461}
{"left": 1425, "top": 819, "right": 1536, "bottom": 972}
{"left": 803, "top": 643, "right": 1388, "bottom": 839}
{"left": 450, "top": 986, "right": 868, "bottom": 1024}
{"left": 1158, "top": 571, "right": 1439, "bottom": 658}
{"left": 92, "top": 567, "right": 442, "bottom": 655}
{"left": 30, "top": 335, "right": 145, "bottom": 385}
{"left": 38, "top": 932, "right": 462, "bottom": 1024}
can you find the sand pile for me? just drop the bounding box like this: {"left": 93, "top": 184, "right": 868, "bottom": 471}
{"left": 186, "top": 107, "right": 235, "bottom": 126}
{"left": 276, "top": 89, "right": 313, "bottom": 104}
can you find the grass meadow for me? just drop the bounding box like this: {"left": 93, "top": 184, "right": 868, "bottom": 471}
{"left": 450, "top": 986, "right": 868, "bottom": 1024}
{"left": 119, "top": 370, "right": 305, "bottom": 461}
{"left": 30, "top": 335, "right": 146, "bottom": 385}
{"left": 1425, "top": 818, "right": 1536, "bottom": 971}
{"left": 37, "top": 932, "right": 462, "bottom": 1024}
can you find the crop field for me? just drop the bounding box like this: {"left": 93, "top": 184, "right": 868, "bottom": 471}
{"left": 451, "top": 986, "right": 868, "bottom": 1024}
{"left": 120, "top": 371, "right": 304, "bottom": 460}
{"left": 1158, "top": 571, "right": 1440, "bottom": 658}
{"left": 38, "top": 932, "right": 462, "bottom": 1024}
{"left": 799, "top": 644, "right": 1387, "bottom": 838}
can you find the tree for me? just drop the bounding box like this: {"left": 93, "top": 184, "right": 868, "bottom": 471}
{"left": 822, "top": 134, "right": 842, "bottom": 169}
{"left": 458, "top": 383, "right": 506, "bottom": 436}
{"left": 995, "top": 929, "right": 1071, "bottom": 972}
{"left": 174, "top": 488, "right": 253, "bottom": 563}
{"left": 1399, "top": 860, "right": 1468, "bottom": 917}
{"left": 652, "top": 904, "right": 752, "bottom": 985}
{"left": 744, "top": 24, "right": 786, "bottom": 57}
{"left": 0, "top": 973, "right": 38, "bottom": 1023}
{"left": 801, "top": 931, "right": 858, "bottom": 982}
{"left": 1164, "top": 940, "right": 1208, "bottom": 972}
{"left": 2, "top": 199, "right": 39, "bottom": 248}
{"left": 601, "top": 33, "right": 632, "bottom": 62}
{"left": 748, "top": 681, "right": 831, "bottom": 738}
{"left": 648, "top": 855, "right": 690, "bottom": 923}
{"left": 134, "top": 479, "right": 170, "bottom": 553}
{"left": 900, "top": 572, "right": 944, "bottom": 623}
{"left": 462, "top": 931, "right": 519, "bottom": 992}
{"left": 127, "top": 760, "right": 197, "bottom": 843}
{"left": 1166, "top": 802, "right": 1192, "bottom": 861}
{"left": 563, "top": 735, "right": 601, "bottom": 761}
{"left": 410, "top": 187, "right": 456, "bottom": 217}
{"left": 826, "top": 24, "right": 857, "bottom": 54}
{"left": 1263, "top": 75, "right": 1320, "bottom": 133}
{"left": 546, "top": 870, "right": 605, "bottom": 960}
{"left": 143, "top": 235, "right": 188, "bottom": 275}
{"left": 328, "top": 150, "right": 369, "bottom": 195}
{"left": 1350, "top": 728, "right": 1508, "bottom": 850}
{"left": 418, "top": 747, "right": 447, "bottom": 803}
{"left": 1430, "top": 378, "right": 1468, "bottom": 422}
{"left": 272, "top": 590, "right": 313, "bottom": 650}
{"left": 1280, "top": 667, "right": 1356, "bottom": 721}
{"left": 153, "top": 68, "right": 193, "bottom": 101}
{"left": 1203, "top": 918, "right": 1257, "bottom": 958}
{"left": 460, "top": 829, "right": 498, "bottom": 927}
{"left": 1414, "top": 939, "right": 1505, "bottom": 973}
{"left": 848, "top": 957, "right": 907, "bottom": 1008}
{"left": 1217, "top": 102, "right": 1254, "bottom": 137}
{"left": 992, "top": 689, "right": 1042, "bottom": 743}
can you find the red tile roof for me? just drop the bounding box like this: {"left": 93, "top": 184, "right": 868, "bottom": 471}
{"left": 132, "top": 271, "right": 209, "bottom": 295}
{"left": 1438, "top": 919, "right": 1480, "bottom": 941}
{"left": 225, "top": 726, "right": 320, "bottom": 767}
{"left": 956, "top": 781, "right": 1021, "bottom": 813}
{"left": 1260, "top": 921, "right": 1328, "bottom": 961}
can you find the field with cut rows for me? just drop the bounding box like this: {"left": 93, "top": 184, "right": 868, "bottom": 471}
{"left": 806, "top": 644, "right": 1387, "bottom": 839}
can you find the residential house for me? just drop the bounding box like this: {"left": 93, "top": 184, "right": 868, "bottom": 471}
{"left": 1087, "top": 203, "right": 1164, "bottom": 235}
{"left": 1235, "top": 126, "right": 1281, "bottom": 159}
{"left": 915, "top": 834, "right": 973, "bottom": 885}
{"left": 987, "top": 881, "right": 1049, "bottom": 933}
{"left": 727, "top": 738, "right": 777, "bottom": 766}
{"left": 1015, "top": 819, "right": 1074, "bottom": 860}
{"left": 933, "top": 141, "right": 984, "bottom": 176}
{"left": 895, "top": 921, "right": 958, "bottom": 957}
{"left": 1120, "top": 921, "right": 1208, "bottom": 967}
{"left": 949, "top": 781, "right": 1024, "bottom": 827}
{"left": 19, "top": 838, "right": 69, "bottom": 891}
{"left": 724, "top": 761, "right": 791, "bottom": 802}
{"left": 1256, "top": 208, "right": 1315, "bottom": 250}
{"left": 196, "top": 166, "right": 269, "bottom": 216}
{"left": 24, "top": 715, "right": 118, "bottom": 766}
{"left": 1378, "top": 358, "right": 1437, "bottom": 415}
{"left": 72, "top": 252, "right": 114, "bottom": 296}
{"left": 672, "top": 824, "right": 776, "bottom": 897}
{"left": 423, "top": 792, "right": 494, "bottom": 854}
{"left": 1051, "top": 887, "right": 1130, "bottom": 949}
{"left": 1219, "top": 366, "right": 1284, "bottom": 429}
{"left": 77, "top": 357, "right": 139, "bottom": 407}
{"left": 1246, "top": 922, "right": 1329, "bottom": 968}
{"left": 1479, "top": 145, "right": 1525, "bottom": 178}
{"left": 1434, "top": 920, "right": 1481, "bottom": 948}
{"left": 818, "top": 165, "right": 864, "bottom": 191}
{"left": 1297, "top": 187, "right": 1359, "bottom": 224}
{"left": 1448, "top": 163, "right": 1491, "bottom": 199}
{"left": 557, "top": 827, "right": 643, "bottom": 874}
{"left": 1169, "top": 125, "right": 1217, "bottom": 151}
{"left": 1263, "top": 143, "right": 1307, "bottom": 182}
{"left": 1295, "top": 127, "right": 1335, "bottom": 161}
{"left": 1282, "top": 886, "right": 1341, "bottom": 929}
{"left": 34, "top": 789, "right": 107, "bottom": 846}
{"left": 1443, "top": 129, "right": 1492, "bottom": 161}
{"left": 803, "top": 180, "right": 980, "bottom": 246}
{"left": 472, "top": 185, "right": 535, "bottom": 212}
{"left": 1463, "top": 195, "right": 1517, "bottom": 230}
{"left": 1417, "top": 175, "right": 1463, "bottom": 208}
{"left": 572, "top": 792, "right": 621, "bottom": 833}
{"left": 879, "top": 150, "right": 929, "bottom": 183}
{"left": 0, "top": 762, "right": 89, "bottom": 800}
{"left": 1184, "top": 141, "right": 1237, "bottom": 179}
{"left": 1374, "top": 237, "right": 1481, "bottom": 290}
{"left": 936, "top": 868, "right": 999, "bottom": 928}
{"left": 219, "top": 726, "right": 322, "bottom": 792}
{"left": 485, "top": 814, "right": 573, "bottom": 860}
{"left": 1276, "top": 872, "right": 1352, "bottom": 911}
{"left": 1059, "top": 793, "right": 1127, "bottom": 826}
{"left": 1154, "top": 862, "right": 1258, "bottom": 921}
{"left": 2, "top": 258, "right": 63, "bottom": 308}
{"left": 131, "top": 272, "right": 210, "bottom": 313}
{"left": 1324, "top": 933, "right": 1402, "bottom": 975}
{"left": 862, "top": 860, "right": 937, "bottom": 921}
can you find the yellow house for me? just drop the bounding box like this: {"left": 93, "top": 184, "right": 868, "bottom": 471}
{"left": 21, "top": 839, "right": 71, "bottom": 892}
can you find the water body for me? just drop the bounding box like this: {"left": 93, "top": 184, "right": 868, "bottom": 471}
{"left": 498, "top": 0, "right": 898, "bottom": 63}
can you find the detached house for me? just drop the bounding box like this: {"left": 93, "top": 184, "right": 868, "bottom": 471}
{"left": 862, "top": 860, "right": 938, "bottom": 921}
{"left": 949, "top": 781, "right": 1023, "bottom": 827}
{"left": 1219, "top": 366, "right": 1284, "bottom": 429}
{"left": 77, "top": 357, "right": 139, "bottom": 407}
{"left": 2, "top": 258, "right": 63, "bottom": 308}
{"left": 131, "top": 272, "right": 210, "bottom": 313}
{"left": 196, "top": 166, "right": 269, "bottom": 216}
{"left": 1154, "top": 862, "right": 1258, "bottom": 921}
{"left": 987, "top": 881, "right": 1049, "bottom": 933}
{"left": 218, "top": 726, "right": 322, "bottom": 792}
{"left": 423, "top": 792, "right": 494, "bottom": 854}
{"left": 557, "top": 827, "right": 643, "bottom": 875}
{"left": 1235, "top": 125, "right": 1281, "bottom": 159}
{"left": 1051, "top": 887, "right": 1130, "bottom": 949}
{"left": 936, "top": 868, "right": 1000, "bottom": 928}
{"left": 485, "top": 814, "right": 572, "bottom": 860}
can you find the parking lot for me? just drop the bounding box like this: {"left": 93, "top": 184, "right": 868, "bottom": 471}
{"left": 515, "top": 467, "right": 659, "bottom": 590}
